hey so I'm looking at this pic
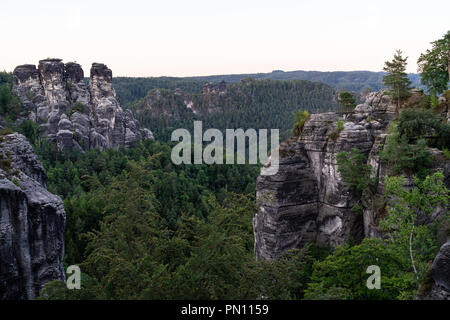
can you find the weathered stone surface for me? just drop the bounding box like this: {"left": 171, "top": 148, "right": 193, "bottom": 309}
{"left": 254, "top": 89, "right": 450, "bottom": 261}
{"left": 419, "top": 240, "right": 450, "bottom": 300}
{"left": 0, "top": 133, "right": 65, "bottom": 299}
{"left": 254, "top": 91, "right": 396, "bottom": 260}
{"left": 12, "top": 59, "right": 153, "bottom": 152}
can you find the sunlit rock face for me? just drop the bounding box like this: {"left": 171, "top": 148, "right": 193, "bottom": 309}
{"left": 0, "top": 133, "right": 65, "bottom": 299}
{"left": 12, "top": 59, "right": 153, "bottom": 152}
{"left": 254, "top": 91, "right": 397, "bottom": 260}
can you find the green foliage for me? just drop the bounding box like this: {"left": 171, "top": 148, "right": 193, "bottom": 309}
{"left": 38, "top": 273, "right": 101, "bottom": 300}
{"left": 249, "top": 245, "right": 329, "bottom": 300}
{"left": 35, "top": 137, "right": 334, "bottom": 300}
{"left": 33, "top": 139, "right": 259, "bottom": 265}
{"left": 131, "top": 79, "right": 337, "bottom": 141}
{"left": 329, "top": 118, "right": 345, "bottom": 140}
{"left": 380, "top": 122, "right": 433, "bottom": 179}
{"left": 381, "top": 172, "right": 450, "bottom": 280}
{"left": 381, "top": 136, "right": 432, "bottom": 179}
{"left": 304, "top": 238, "right": 416, "bottom": 300}
{"left": 0, "top": 72, "right": 22, "bottom": 121}
{"left": 336, "top": 148, "right": 374, "bottom": 193}
{"left": 65, "top": 81, "right": 72, "bottom": 92}
{"left": 74, "top": 102, "right": 84, "bottom": 113}
{"left": 396, "top": 107, "right": 450, "bottom": 150}
{"left": 19, "top": 120, "right": 40, "bottom": 146}
{"left": 113, "top": 71, "right": 422, "bottom": 107}
{"left": 381, "top": 108, "right": 450, "bottom": 178}
{"left": 417, "top": 31, "right": 449, "bottom": 98}
{"left": 12, "top": 177, "right": 20, "bottom": 187}
{"left": 336, "top": 148, "right": 380, "bottom": 214}
{"left": 397, "top": 109, "right": 442, "bottom": 142}
{"left": 443, "top": 148, "right": 450, "bottom": 160}
{"left": 383, "top": 50, "right": 412, "bottom": 105}
{"left": 292, "top": 110, "right": 309, "bottom": 136}
{"left": 338, "top": 91, "right": 356, "bottom": 112}
{"left": 336, "top": 118, "right": 344, "bottom": 132}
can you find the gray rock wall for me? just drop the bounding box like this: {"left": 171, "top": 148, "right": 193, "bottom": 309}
{"left": 13, "top": 59, "right": 153, "bottom": 152}
{"left": 0, "top": 133, "right": 65, "bottom": 299}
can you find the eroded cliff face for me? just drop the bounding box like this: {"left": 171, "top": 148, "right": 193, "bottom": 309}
{"left": 254, "top": 91, "right": 397, "bottom": 260}
{"left": 13, "top": 59, "right": 153, "bottom": 152}
{"left": 254, "top": 90, "right": 450, "bottom": 260}
{"left": 419, "top": 240, "right": 450, "bottom": 300}
{"left": 0, "top": 133, "right": 65, "bottom": 299}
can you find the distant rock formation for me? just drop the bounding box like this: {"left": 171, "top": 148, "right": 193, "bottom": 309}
{"left": 13, "top": 59, "right": 153, "bottom": 152}
{"left": 0, "top": 132, "right": 65, "bottom": 299}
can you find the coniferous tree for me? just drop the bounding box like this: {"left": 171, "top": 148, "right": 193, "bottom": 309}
{"left": 338, "top": 91, "right": 356, "bottom": 112}
{"left": 417, "top": 31, "right": 450, "bottom": 106}
{"left": 383, "top": 50, "right": 412, "bottom": 108}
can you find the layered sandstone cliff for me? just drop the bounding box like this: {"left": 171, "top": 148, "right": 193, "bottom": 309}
{"left": 254, "top": 91, "right": 395, "bottom": 260}
{"left": 0, "top": 133, "right": 65, "bottom": 299}
{"left": 13, "top": 59, "right": 153, "bottom": 152}
{"left": 254, "top": 90, "right": 450, "bottom": 261}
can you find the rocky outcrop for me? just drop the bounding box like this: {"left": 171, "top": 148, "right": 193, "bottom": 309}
{"left": 254, "top": 91, "right": 397, "bottom": 260}
{"left": 202, "top": 81, "right": 226, "bottom": 94}
{"left": 419, "top": 240, "right": 450, "bottom": 300}
{"left": 254, "top": 90, "right": 450, "bottom": 260}
{"left": 0, "top": 133, "right": 65, "bottom": 299}
{"left": 13, "top": 59, "right": 153, "bottom": 152}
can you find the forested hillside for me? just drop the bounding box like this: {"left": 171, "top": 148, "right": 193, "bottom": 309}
{"left": 129, "top": 79, "right": 338, "bottom": 141}
{"left": 113, "top": 70, "right": 422, "bottom": 107}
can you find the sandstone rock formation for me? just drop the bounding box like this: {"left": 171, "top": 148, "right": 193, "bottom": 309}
{"left": 254, "top": 90, "right": 450, "bottom": 260}
{"left": 254, "top": 91, "right": 398, "bottom": 259}
{"left": 13, "top": 59, "right": 153, "bottom": 152}
{"left": 419, "top": 240, "right": 450, "bottom": 300}
{"left": 0, "top": 133, "right": 65, "bottom": 299}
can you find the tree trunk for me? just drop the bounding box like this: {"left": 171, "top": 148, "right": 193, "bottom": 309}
{"left": 410, "top": 224, "right": 418, "bottom": 278}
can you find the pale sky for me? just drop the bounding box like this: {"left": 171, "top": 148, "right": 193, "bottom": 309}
{"left": 0, "top": 0, "right": 448, "bottom": 77}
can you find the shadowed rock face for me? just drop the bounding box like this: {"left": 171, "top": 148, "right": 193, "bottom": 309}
{"left": 0, "top": 133, "right": 65, "bottom": 299}
{"left": 254, "top": 90, "right": 450, "bottom": 261}
{"left": 12, "top": 59, "right": 153, "bottom": 152}
{"left": 254, "top": 91, "right": 397, "bottom": 260}
{"left": 419, "top": 240, "right": 450, "bottom": 300}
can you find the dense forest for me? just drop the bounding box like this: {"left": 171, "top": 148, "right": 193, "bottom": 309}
{"left": 0, "top": 31, "right": 448, "bottom": 301}
{"left": 31, "top": 133, "right": 448, "bottom": 300}
{"left": 129, "top": 79, "right": 338, "bottom": 141}
{"left": 113, "top": 70, "right": 422, "bottom": 107}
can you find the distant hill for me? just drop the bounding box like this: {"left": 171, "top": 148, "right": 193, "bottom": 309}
{"left": 113, "top": 70, "right": 422, "bottom": 107}
{"left": 129, "top": 79, "right": 338, "bottom": 141}
{"left": 187, "top": 70, "right": 422, "bottom": 92}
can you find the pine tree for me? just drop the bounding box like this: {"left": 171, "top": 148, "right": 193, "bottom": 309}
{"left": 383, "top": 50, "right": 412, "bottom": 108}
{"left": 338, "top": 91, "right": 356, "bottom": 113}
